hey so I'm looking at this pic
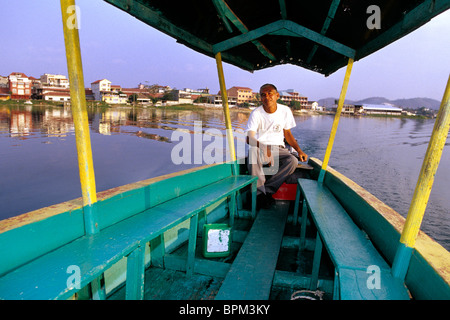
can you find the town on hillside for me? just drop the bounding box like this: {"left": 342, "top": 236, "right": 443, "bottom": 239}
{"left": 0, "top": 72, "right": 434, "bottom": 117}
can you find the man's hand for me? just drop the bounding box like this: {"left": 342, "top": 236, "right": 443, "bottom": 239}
{"left": 297, "top": 150, "right": 308, "bottom": 162}
{"left": 262, "top": 144, "right": 273, "bottom": 167}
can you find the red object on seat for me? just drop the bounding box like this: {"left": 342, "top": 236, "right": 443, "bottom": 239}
{"left": 272, "top": 183, "right": 297, "bottom": 200}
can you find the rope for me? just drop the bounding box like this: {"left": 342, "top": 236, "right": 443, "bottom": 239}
{"left": 290, "top": 289, "right": 324, "bottom": 300}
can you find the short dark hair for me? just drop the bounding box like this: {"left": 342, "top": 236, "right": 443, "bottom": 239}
{"left": 260, "top": 83, "right": 278, "bottom": 93}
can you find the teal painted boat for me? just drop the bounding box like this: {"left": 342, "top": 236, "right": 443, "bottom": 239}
{"left": 1, "top": 0, "right": 450, "bottom": 301}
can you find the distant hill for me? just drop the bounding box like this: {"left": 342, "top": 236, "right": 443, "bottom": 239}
{"left": 317, "top": 97, "right": 441, "bottom": 110}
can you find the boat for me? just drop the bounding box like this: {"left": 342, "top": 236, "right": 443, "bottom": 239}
{"left": 0, "top": 0, "right": 449, "bottom": 302}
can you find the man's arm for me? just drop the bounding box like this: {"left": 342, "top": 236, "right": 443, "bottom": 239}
{"left": 246, "top": 130, "right": 258, "bottom": 147}
{"left": 284, "top": 129, "right": 308, "bottom": 162}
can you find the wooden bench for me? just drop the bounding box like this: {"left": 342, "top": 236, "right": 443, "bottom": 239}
{"left": 215, "top": 201, "right": 289, "bottom": 300}
{"left": 0, "top": 165, "right": 257, "bottom": 300}
{"left": 295, "top": 178, "right": 410, "bottom": 300}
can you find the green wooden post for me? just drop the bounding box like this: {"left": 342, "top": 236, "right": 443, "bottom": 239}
{"left": 229, "top": 192, "right": 236, "bottom": 227}
{"left": 251, "top": 181, "right": 257, "bottom": 219}
{"left": 299, "top": 201, "right": 309, "bottom": 251}
{"left": 90, "top": 274, "right": 106, "bottom": 300}
{"left": 310, "top": 232, "right": 323, "bottom": 290}
{"left": 293, "top": 186, "right": 301, "bottom": 226}
{"left": 150, "top": 235, "right": 165, "bottom": 268}
{"left": 333, "top": 271, "right": 340, "bottom": 300}
{"left": 126, "top": 246, "right": 145, "bottom": 300}
{"left": 186, "top": 214, "right": 199, "bottom": 277}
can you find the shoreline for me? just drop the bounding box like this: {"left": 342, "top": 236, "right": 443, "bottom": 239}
{"left": 0, "top": 100, "right": 432, "bottom": 119}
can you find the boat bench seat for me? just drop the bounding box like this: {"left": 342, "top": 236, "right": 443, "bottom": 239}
{"left": 215, "top": 201, "right": 289, "bottom": 300}
{"left": 296, "top": 178, "right": 410, "bottom": 300}
{"left": 0, "top": 174, "right": 257, "bottom": 300}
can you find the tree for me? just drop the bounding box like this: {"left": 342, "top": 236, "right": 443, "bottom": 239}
{"left": 128, "top": 93, "right": 138, "bottom": 104}
{"left": 289, "top": 100, "right": 301, "bottom": 110}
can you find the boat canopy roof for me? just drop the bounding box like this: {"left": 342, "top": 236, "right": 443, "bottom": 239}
{"left": 104, "top": 0, "right": 450, "bottom": 76}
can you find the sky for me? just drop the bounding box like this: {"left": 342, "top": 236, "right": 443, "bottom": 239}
{"left": 1, "top": 0, "right": 449, "bottom": 101}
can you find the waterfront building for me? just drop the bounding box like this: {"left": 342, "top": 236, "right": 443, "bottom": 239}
{"left": 208, "top": 94, "right": 238, "bottom": 107}
{"left": 91, "top": 79, "right": 127, "bottom": 104}
{"left": 33, "top": 74, "right": 71, "bottom": 101}
{"left": 40, "top": 74, "right": 70, "bottom": 88}
{"left": 0, "top": 88, "right": 10, "bottom": 101}
{"left": 227, "top": 86, "right": 253, "bottom": 105}
{"left": 41, "top": 88, "right": 71, "bottom": 102}
{"left": 334, "top": 103, "right": 403, "bottom": 115}
{"left": 91, "top": 79, "right": 111, "bottom": 101}
{"left": 307, "top": 101, "right": 324, "bottom": 111}
{"left": 278, "top": 89, "right": 308, "bottom": 108}
{"left": 214, "top": 86, "right": 252, "bottom": 107}
{"left": 8, "top": 72, "right": 32, "bottom": 100}
{"left": 167, "top": 89, "right": 194, "bottom": 104}
{"left": 121, "top": 86, "right": 161, "bottom": 104}
{"left": 355, "top": 104, "right": 403, "bottom": 115}
{"left": 0, "top": 75, "right": 9, "bottom": 88}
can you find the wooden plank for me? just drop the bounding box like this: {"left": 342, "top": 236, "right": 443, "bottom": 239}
{"left": 298, "top": 179, "right": 390, "bottom": 272}
{"left": 339, "top": 268, "right": 410, "bottom": 300}
{"left": 164, "top": 254, "right": 231, "bottom": 278}
{"left": 215, "top": 201, "right": 289, "bottom": 300}
{"left": 273, "top": 270, "right": 334, "bottom": 294}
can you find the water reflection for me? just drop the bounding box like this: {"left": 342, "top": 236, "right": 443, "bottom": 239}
{"left": 0, "top": 104, "right": 249, "bottom": 143}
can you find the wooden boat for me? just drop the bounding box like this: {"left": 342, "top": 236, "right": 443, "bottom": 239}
{"left": 1, "top": 0, "right": 450, "bottom": 301}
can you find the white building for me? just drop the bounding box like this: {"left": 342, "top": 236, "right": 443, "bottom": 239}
{"left": 356, "top": 104, "right": 402, "bottom": 115}
{"left": 42, "top": 89, "right": 71, "bottom": 102}
{"left": 91, "top": 79, "right": 127, "bottom": 104}
{"left": 208, "top": 94, "right": 237, "bottom": 107}
{"left": 91, "top": 79, "right": 111, "bottom": 101}
{"left": 40, "top": 74, "right": 70, "bottom": 88}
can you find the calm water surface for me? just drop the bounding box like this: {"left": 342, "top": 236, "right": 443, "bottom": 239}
{"left": 1, "top": 104, "right": 448, "bottom": 250}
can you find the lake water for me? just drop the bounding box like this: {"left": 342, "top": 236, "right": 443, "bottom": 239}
{"left": 0, "top": 104, "right": 449, "bottom": 250}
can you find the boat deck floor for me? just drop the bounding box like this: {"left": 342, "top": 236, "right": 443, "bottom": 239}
{"left": 108, "top": 200, "right": 334, "bottom": 301}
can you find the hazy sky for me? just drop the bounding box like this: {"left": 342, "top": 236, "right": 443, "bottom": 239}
{"left": 1, "top": 0, "right": 449, "bottom": 101}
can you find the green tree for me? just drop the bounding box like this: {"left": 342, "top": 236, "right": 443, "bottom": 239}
{"left": 289, "top": 100, "right": 301, "bottom": 110}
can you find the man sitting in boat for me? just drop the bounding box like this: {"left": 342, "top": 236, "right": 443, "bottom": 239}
{"left": 246, "top": 83, "right": 308, "bottom": 208}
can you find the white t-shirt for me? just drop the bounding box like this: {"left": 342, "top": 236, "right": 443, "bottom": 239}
{"left": 245, "top": 103, "right": 296, "bottom": 146}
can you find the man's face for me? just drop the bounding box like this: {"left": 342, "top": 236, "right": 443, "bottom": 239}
{"left": 260, "top": 86, "right": 279, "bottom": 109}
